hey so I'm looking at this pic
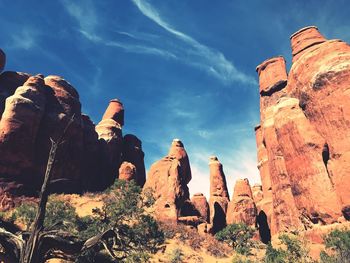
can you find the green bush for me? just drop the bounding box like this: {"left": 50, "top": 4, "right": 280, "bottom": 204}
{"left": 263, "top": 234, "right": 314, "bottom": 263}
{"left": 10, "top": 198, "right": 78, "bottom": 233}
{"left": 9, "top": 180, "right": 164, "bottom": 262}
{"left": 320, "top": 228, "right": 350, "bottom": 263}
{"left": 215, "top": 223, "right": 255, "bottom": 255}
{"left": 82, "top": 180, "right": 165, "bottom": 261}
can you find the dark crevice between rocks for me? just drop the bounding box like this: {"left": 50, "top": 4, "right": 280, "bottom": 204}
{"left": 260, "top": 80, "right": 287, "bottom": 97}
{"left": 256, "top": 211, "right": 271, "bottom": 244}
{"left": 341, "top": 206, "right": 350, "bottom": 220}
{"left": 212, "top": 202, "right": 226, "bottom": 234}
{"left": 322, "top": 143, "right": 334, "bottom": 187}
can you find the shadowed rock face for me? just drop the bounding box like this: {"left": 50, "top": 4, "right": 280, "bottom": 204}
{"left": 255, "top": 25, "right": 350, "bottom": 234}
{"left": 226, "top": 179, "right": 257, "bottom": 226}
{"left": 143, "top": 139, "right": 191, "bottom": 223}
{"left": 191, "top": 193, "right": 209, "bottom": 222}
{"left": 122, "top": 134, "right": 146, "bottom": 187}
{"left": 0, "top": 47, "right": 147, "bottom": 206}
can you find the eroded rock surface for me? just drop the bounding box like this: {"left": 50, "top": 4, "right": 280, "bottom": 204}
{"left": 143, "top": 139, "right": 191, "bottom": 223}
{"left": 226, "top": 179, "right": 257, "bottom": 226}
{"left": 255, "top": 25, "right": 350, "bottom": 235}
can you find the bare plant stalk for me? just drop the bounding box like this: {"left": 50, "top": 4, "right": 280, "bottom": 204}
{"left": 21, "top": 115, "right": 75, "bottom": 263}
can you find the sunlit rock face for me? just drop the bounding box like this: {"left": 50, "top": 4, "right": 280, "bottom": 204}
{"left": 226, "top": 179, "right": 257, "bottom": 226}
{"left": 255, "top": 26, "right": 350, "bottom": 235}
{"left": 143, "top": 139, "right": 191, "bottom": 223}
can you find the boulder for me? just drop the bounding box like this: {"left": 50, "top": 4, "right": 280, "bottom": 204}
{"left": 119, "top": 161, "right": 136, "bottom": 181}
{"left": 191, "top": 193, "right": 209, "bottom": 222}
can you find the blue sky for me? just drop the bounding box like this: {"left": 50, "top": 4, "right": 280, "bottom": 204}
{"left": 1, "top": 0, "right": 349, "bottom": 197}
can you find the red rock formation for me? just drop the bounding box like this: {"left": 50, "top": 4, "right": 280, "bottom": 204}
{"left": 226, "top": 179, "right": 256, "bottom": 226}
{"left": 143, "top": 139, "right": 191, "bottom": 223}
{"left": 119, "top": 161, "right": 136, "bottom": 181}
{"left": 256, "top": 56, "right": 287, "bottom": 96}
{"left": 251, "top": 184, "right": 263, "bottom": 204}
{"left": 290, "top": 26, "right": 326, "bottom": 62}
{"left": 287, "top": 28, "right": 350, "bottom": 220}
{"left": 95, "top": 99, "right": 124, "bottom": 185}
{"left": 0, "top": 49, "right": 5, "bottom": 73}
{"left": 255, "top": 26, "right": 350, "bottom": 235}
{"left": 0, "top": 71, "right": 30, "bottom": 115}
{"left": 102, "top": 98, "right": 124, "bottom": 125}
{"left": 35, "top": 76, "right": 84, "bottom": 191}
{"left": 168, "top": 138, "right": 192, "bottom": 184}
{"left": 191, "top": 193, "right": 209, "bottom": 222}
{"left": 208, "top": 156, "right": 229, "bottom": 233}
{"left": 0, "top": 75, "right": 46, "bottom": 183}
{"left": 0, "top": 50, "right": 148, "bottom": 203}
{"left": 122, "top": 134, "right": 146, "bottom": 187}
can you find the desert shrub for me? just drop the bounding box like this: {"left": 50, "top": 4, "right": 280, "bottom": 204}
{"left": 81, "top": 179, "right": 165, "bottom": 262}
{"left": 9, "top": 180, "right": 164, "bottom": 262}
{"left": 215, "top": 223, "right": 255, "bottom": 255}
{"left": 263, "top": 234, "right": 314, "bottom": 263}
{"left": 232, "top": 254, "right": 255, "bottom": 263}
{"left": 10, "top": 198, "right": 78, "bottom": 232}
{"left": 159, "top": 223, "right": 205, "bottom": 250}
{"left": 169, "top": 248, "right": 184, "bottom": 263}
{"left": 320, "top": 228, "right": 350, "bottom": 263}
{"left": 205, "top": 234, "right": 231, "bottom": 258}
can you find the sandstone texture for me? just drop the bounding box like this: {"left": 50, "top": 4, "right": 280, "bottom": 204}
{"left": 226, "top": 179, "right": 257, "bottom": 226}
{"left": 118, "top": 162, "right": 137, "bottom": 181}
{"left": 208, "top": 156, "right": 229, "bottom": 233}
{"left": 191, "top": 193, "right": 209, "bottom": 222}
{"left": 255, "top": 26, "right": 350, "bottom": 235}
{"left": 143, "top": 139, "right": 191, "bottom": 223}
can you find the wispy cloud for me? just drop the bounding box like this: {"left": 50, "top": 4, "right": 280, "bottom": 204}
{"left": 61, "top": 0, "right": 256, "bottom": 86}
{"left": 131, "top": 0, "right": 256, "bottom": 86}
{"left": 9, "top": 27, "right": 37, "bottom": 50}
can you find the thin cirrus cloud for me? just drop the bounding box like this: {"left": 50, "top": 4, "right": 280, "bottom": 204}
{"left": 61, "top": 0, "right": 256, "bottom": 86}
{"left": 131, "top": 0, "right": 257, "bottom": 86}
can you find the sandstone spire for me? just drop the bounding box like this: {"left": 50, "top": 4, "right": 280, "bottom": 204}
{"left": 143, "top": 139, "right": 191, "bottom": 223}
{"left": 208, "top": 156, "right": 229, "bottom": 233}
{"left": 168, "top": 138, "right": 192, "bottom": 184}
{"left": 226, "top": 179, "right": 257, "bottom": 226}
